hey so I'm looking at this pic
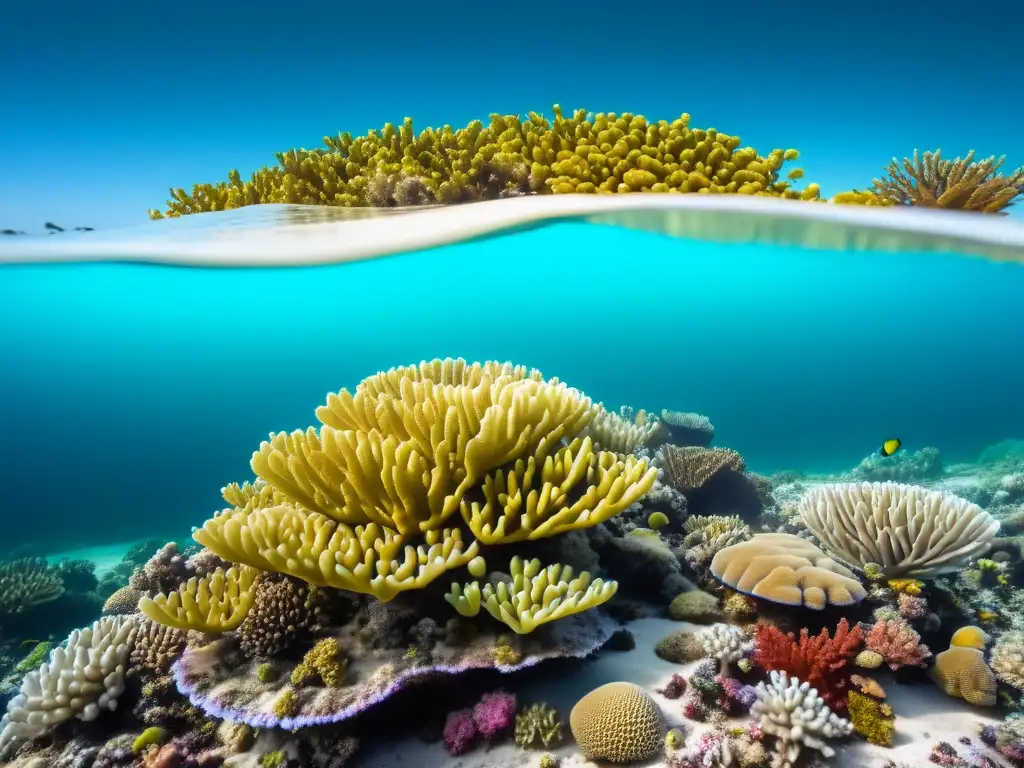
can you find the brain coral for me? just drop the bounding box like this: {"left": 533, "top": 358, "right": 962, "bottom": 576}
{"left": 930, "top": 645, "right": 997, "bottom": 706}
{"left": 710, "top": 533, "right": 866, "bottom": 609}
{"left": 569, "top": 682, "right": 663, "bottom": 763}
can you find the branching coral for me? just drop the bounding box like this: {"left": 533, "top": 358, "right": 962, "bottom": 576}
{"left": 195, "top": 359, "right": 654, "bottom": 614}
{"left": 872, "top": 149, "right": 1024, "bottom": 213}
{"left": 681, "top": 514, "right": 751, "bottom": 568}
{"left": 149, "top": 107, "right": 817, "bottom": 217}
{"left": 797, "top": 482, "right": 1000, "bottom": 579}
{"left": 446, "top": 556, "right": 617, "bottom": 634}
{"left": 0, "top": 557, "right": 64, "bottom": 614}
{"left": 139, "top": 565, "right": 258, "bottom": 632}
{"left": 0, "top": 616, "right": 137, "bottom": 748}
{"left": 700, "top": 624, "right": 753, "bottom": 675}
{"left": 515, "top": 702, "right": 563, "bottom": 748}
{"left": 750, "top": 671, "right": 853, "bottom": 768}
{"left": 753, "top": 618, "right": 863, "bottom": 709}
{"left": 583, "top": 407, "right": 662, "bottom": 454}
{"left": 863, "top": 618, "right": 931, "bottom": 670}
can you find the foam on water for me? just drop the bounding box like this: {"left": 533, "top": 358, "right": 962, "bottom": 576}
{"left": 2, "top": 195, "right": 1024, "bottom": 266}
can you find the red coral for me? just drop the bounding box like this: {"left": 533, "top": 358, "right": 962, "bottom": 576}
{"left": 753, "top": 618, "right": 862, "bottom": 710}
{"left": 864, "top": 618, "right": 931, "bottom": 670}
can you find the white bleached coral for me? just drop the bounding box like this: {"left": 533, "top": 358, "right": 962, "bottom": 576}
{"left": 750, "top": 670, "right": 853, "bottom": 768}
{"left": 797, "top": 481, "right": 999, "bottom": 579}
{"left": 0, "top": 616, "right": 138, "bottom": 749}
{"left": 700, "top": 623, "right": 753, "bottom": 674}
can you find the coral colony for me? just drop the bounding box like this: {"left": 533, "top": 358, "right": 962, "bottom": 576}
{"left": 1, "top": 357, "right": 1024, "bottom": 767}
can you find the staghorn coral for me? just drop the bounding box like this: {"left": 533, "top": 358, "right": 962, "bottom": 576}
{"left": 659, "top": 446, "right": 746, "bottom": 492}
{"left": 0, "top": 557, "right": 64, "bottom": 615}
{"left": 863, "top": 618, "right": 931, "bottom": 670}
{"left": 569, "top": 682, "right": 663, "bottom": 763}
{"left": 149, "top": 107, "right": 818, "bottom": 217}
{"left": 753, "top": 618, "right": 862, "bottom": 709}
{"left": 930, "top": 643, "right": 997, "bottom": 706}
{"left": 446, "top": 556, "right": 617, "bottom": 634}
{"left": 139, "top": 565, "right": 258, "bottom": 632}
{"left": 872, "top": 149, "right": 1024, "bottom": 213}
{"left": 710, "top": 533, "right": 866, "bottom": 609}
{"left": 0, "top": 616, "right": 137, "bottom": 748}
{"left": 798, "top": 482, "right": 1000, "bottom": 579}
{"left": 990, "top": 631, "right": 1024, "bottom": 690}
{"left": 681, "top": 514, "right": 752, "bottom": 568}
{"left": 750, "top": 670, "right": 853, "bottom": 768}
{"left": 700, "top": 624, "right": 753, "bottom": 675}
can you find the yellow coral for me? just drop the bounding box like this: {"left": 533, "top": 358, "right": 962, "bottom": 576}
{"left": 847, "top": 689, "right": 894, "bottom": 746}
{"left": 831, "top": 190, "right": 894, "bottom": 206}
{"left": 450, "top": 557, "right": 617, "bottom": 635}
{"left": 872, "top": 149, "right": 1024, "bottom": 212}
{"left": 290, "top": 638, "right": 347, "bottom": 687}
{"left": 930, "top": 645, "right": 997, "bottom": 706}
{"left": 149, "top": 107, "right": 816, "bottom": 218}
{"left": 950, "top": 626, "right": 990, "bottom": 651}
{"left": 854, "top": 650, "right": 884, "bottom": 669}
{"left": 462, "top": 437, "right": 657, "bottom": 544}
{"left": 139, "top": 566, "right": 258, "bottom": 633}
{"left": 194, "top": 505, "right": 478, "bottom": 601}
{"left": 569, "top": 682, "right": 663, "bottom": 763}
{"left": 887, "top": 579, "right": 924, "bottom": 596}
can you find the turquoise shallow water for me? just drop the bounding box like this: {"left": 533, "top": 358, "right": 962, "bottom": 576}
{"left": 1, "top": 218, "right": 1022, "bottom": 551}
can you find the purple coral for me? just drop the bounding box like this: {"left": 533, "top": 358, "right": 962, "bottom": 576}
{"left": 472, "top": 690, "right": 516, "bottom": 739}
{"left": 443, "top": 708, "right": 477, "bottom": 756}
{"left": 658, "top": 674, "right": 688, "bottom": 700}
{"left": 716, "top": 675, "right": 757, "bottom": 713}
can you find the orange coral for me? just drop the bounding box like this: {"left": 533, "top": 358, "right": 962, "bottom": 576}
{"left": 752, "top": 618, "right": 863, "bottom": 710}
{"left": 864, "top": 618, "right": 931, "bottom": 671}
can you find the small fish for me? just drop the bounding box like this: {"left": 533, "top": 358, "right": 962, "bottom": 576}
{"left": 879, "top": 438, "right": 902, "bottom": 457}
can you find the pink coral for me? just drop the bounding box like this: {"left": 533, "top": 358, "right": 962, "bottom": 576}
{"left": 443, "top": 708, "right": 477, "bottom": 755}
{"left": 897, "top": 593, "right": 929, "bottom": 620}
{"left": 865, "top": 618, "right": 932, "bottom": 670}
{"left": 471, "top": 690, "right": 516, "bottom": 739}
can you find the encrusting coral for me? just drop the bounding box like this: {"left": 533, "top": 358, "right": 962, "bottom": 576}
{"left": 872, "top": 149, "right": 1024, "bottom": 213}
{"left": 797, "top": 482, "right": 1000, "bottom": 579}
{"left": 149, "top": 107, "right": 819, "bottom": 217}
{"left": 569, "top": 682, "right": 663, "bottom": 763}
{"left": 709, "top": 532, "right": 866, "bottom": 609}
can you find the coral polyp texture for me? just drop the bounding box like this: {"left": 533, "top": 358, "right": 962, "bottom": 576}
{"left": 148, "top": 106, "right": 819, "bottom": 217}
{"left": 872, "top": 149, "right": 1024, "bottom": 212}
{"left": 797, "top": 482, "right": 1000, "bottom": 579}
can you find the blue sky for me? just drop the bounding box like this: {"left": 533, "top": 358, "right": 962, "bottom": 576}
{"left": 2, "top": 0, "right": 1021, "bottom": 231}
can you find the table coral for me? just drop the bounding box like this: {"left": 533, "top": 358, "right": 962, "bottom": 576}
{"left": 149, "top": 107, "right": 817, "bottom": 218}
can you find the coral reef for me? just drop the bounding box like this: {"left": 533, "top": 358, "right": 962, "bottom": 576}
{"left": 872, "top": 149, "right": 1024, "bottom": 212}
{"left": 0, "top": 558, "right": 64, "bottom": 616}
{"left": 850, "top": 446, "right": 943, "bottom": 483}
{"left": 149, "top": 107, "right": 819, "bottom": 217}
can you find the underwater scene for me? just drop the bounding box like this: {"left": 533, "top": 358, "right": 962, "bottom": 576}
{"left": 3, "top": 2, "right": 1024, "bottom": 765}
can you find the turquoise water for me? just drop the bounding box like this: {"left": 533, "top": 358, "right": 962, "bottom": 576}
{"left": 1, "top": 219, "right": 1022, "bottom": 552}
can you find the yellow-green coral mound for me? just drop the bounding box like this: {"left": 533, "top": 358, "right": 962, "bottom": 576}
{"left": 192, "top": 358, "right": 655, "bottom": 619}
{"left": 570, "top": 682, "right": 663, "bottom": 763}
{"left": 149, "top": 107, "right": 817, "bottom": 217}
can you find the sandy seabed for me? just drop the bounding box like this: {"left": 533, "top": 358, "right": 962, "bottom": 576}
{"left": 356, "top": 617, "right": 1003, "bottom": 768}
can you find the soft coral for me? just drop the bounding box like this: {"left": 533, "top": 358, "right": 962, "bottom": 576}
{"left": 753, "top": 618, "right": 862, "bottom": 710}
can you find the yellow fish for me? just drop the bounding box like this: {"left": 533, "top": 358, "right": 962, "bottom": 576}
{"left": 879, "top": 438, "right": 902, "bottom": 457}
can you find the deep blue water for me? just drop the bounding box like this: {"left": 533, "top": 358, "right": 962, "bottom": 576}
{"left": 1, "top": 220, "right": 1022, "bottom": 552}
